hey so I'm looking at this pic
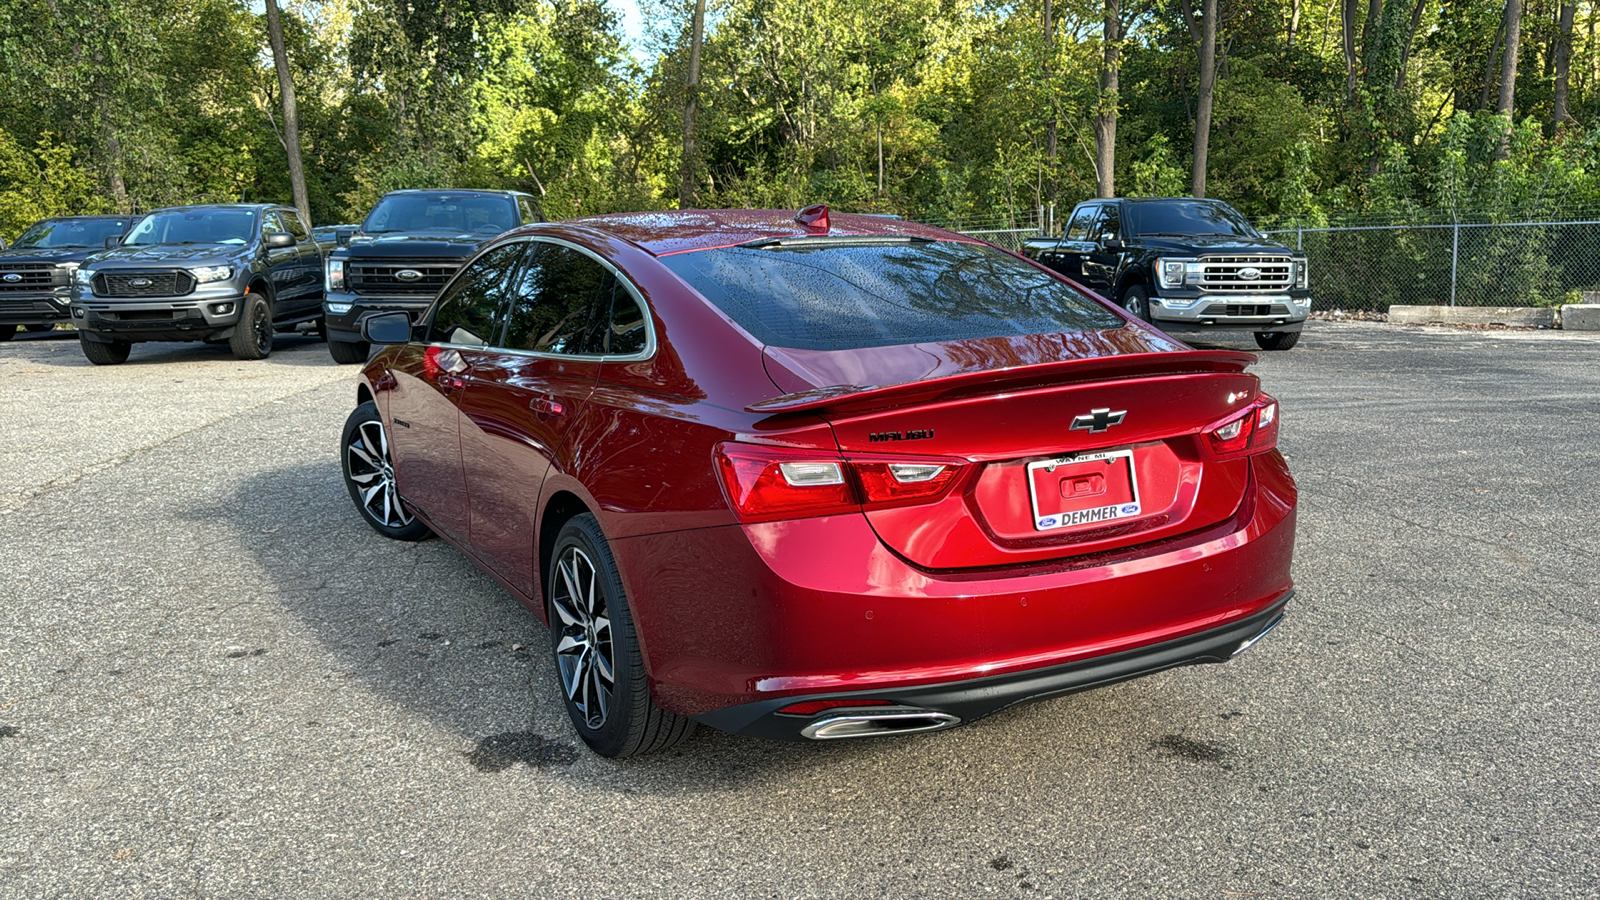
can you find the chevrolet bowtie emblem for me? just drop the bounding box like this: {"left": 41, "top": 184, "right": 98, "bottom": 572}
{"left": 1070, "top": 408, "right": 1127, "bottom": 433}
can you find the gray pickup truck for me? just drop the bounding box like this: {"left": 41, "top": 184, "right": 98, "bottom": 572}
{"left": 71, "top": 204, "right": 325, "bottom": 365}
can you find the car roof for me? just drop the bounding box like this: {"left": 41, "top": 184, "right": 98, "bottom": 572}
{"left": 36, "top": 214, "right": 136, "bottom": 223}
{"left": 139, "top": 203, "right": 288, "bottom": 214}
{"left": 562, "top": 209, "right": 956, "bottom": 257}
{"left": 379, "top": 189, "right": 523, "bottom": 199}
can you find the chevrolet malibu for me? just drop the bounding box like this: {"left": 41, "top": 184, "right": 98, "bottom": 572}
{"left": 339, "top": 207, "right": 1297, "bottom": 757}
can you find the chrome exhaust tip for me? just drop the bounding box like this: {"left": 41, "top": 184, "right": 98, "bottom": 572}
{"left": 799, "top": 707, "right": 962, "bottom": 740}
{"left": 1232, "top": 611, "right": 1285, "bottom": 657}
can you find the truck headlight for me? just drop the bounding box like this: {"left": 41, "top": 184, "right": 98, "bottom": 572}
{"left": 191, "top": 265, "right": 233, "bottom": 284}
{"left": 1158, "top": 257, "right": 1197, "bottom": 290}
{"left": 74, "top": 267, "right": 96, "bottom": 286}
{"left": 326, "top": 258, "right": 346, "bottom": 292}
{"left": 1293, "top": 259, "right": 1309, "bottom": 290}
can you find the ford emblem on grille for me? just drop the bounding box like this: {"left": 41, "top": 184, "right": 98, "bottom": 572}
{"left": 395, "top": 269, "right": 423, "bottom": 282}
{"left": 129, "top": 277, "right": 153, "bottom": 287}
{"left": 1237, "top": 266, "right": 1262, "bottom": 281}
{"left": 1, "top": 273, "right": 20, "bottom": 283}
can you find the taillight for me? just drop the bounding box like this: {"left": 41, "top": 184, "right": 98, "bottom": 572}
{"left": 715, "top": 442, "right": 967, "bottom": 523}
{"left": 1204, "top": 395, "right": 1279, "bottom": 459}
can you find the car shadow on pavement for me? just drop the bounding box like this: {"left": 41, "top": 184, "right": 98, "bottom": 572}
{"left": 216, "top": 459, "right": 1252, "bottom": 797}
{"left": 20, "top": 331, "right": 339, "bottom": 368}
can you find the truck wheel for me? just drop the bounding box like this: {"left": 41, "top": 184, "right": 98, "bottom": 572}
{"left": 0, "top": 325, "right": 15, "bottom": 341}
{"left": 80, "top": 335, "right": 131, "bottom": 365}
{"left": 229, "top": 290, "right": 273, "bottom": 360}
{"left": 1254, "top": 331, "right": 1301, "bottom": 351}
{"left": 329, "top": 338, "right": 369, "bottom": 365}
{"left": 1120, "top": 285, "right": 1153, "bottom": 323}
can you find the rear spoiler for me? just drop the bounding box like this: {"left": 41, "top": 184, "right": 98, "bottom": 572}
{"left": 747, "top": 350, "right": 1257, "bottom": 415}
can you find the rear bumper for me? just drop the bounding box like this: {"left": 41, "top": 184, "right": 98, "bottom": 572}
{"left": 612, "top": 452, "right": 1298, "bottom": 730}
{"left": 697, "top": 593, "right": 1290, "bottom": 740}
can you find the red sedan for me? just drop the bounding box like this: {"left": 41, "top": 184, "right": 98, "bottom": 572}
{"left": 339, "top": 207, "right": 1296, "bottom": 757}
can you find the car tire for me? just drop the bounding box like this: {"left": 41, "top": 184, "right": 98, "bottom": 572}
{"left": 229, "top": 290, "right": 273, "bottom": 360}
{"left": 340, "top": 401, "right": 430, "bottom": 541}
{"left": 0, "top": 324, "right": 15, "bottom": 341}
{"left": 1254, "top": 331, "right": 1301, "bottom": 351}
{"left": 329, "top": 338, "right": 369, "bottom": 365}
{"left": 80, "top": 335, "right": 131, "bottom": 365}
{"left": 1121, "top": 284, "right": 1153, "bottom": 323}
{"left": 547, "top": 514, "right": 695, "bottom": 758}
{"left": 24, "top": 323, "right": 54, "bottom": 333}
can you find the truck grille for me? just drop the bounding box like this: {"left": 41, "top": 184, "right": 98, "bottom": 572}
{"left": 349, "top": 260, "right": 460, "bottom": 295}
{"left": 1201, "top": 303, "right": 1292, "bottom": 317}
{"left": 0, "top": 263, "right": 63, "bottom": 292}
{"left": 1196, "top": 256, "right": 1293, "bottom": 292}
{"left": 95, "top": 271, "right": 196, "bottom": 297}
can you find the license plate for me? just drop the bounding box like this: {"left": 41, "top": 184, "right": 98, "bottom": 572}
{"left": 1026, "top": 449, "right": 1141, "bottom": 532}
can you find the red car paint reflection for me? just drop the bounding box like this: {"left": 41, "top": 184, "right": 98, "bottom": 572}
{"left": 345, "top": 209, "right": 1296, "bottom": 756}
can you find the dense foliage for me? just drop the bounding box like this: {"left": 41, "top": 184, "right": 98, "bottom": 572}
{"left": 3, "top": 0, "right": 1600, "bottom": 236}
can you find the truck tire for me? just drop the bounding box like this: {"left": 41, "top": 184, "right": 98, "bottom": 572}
{"left": 1120, "top": 284, "right": 1153, "bottom": 323}
{"left": 25, "top": 323, "right": 54, "bottom": 333}
{"left": 1254, "top": 331, "right": 1301, "bottom": 351}
{"left": 229, "top": 290, "right": 273, "bottom": 360}
{"left": 80, "top": 335, "right": 131, "bottom": 365}
{"left": 329, "top": 338, "right": 369, "bottom": 365}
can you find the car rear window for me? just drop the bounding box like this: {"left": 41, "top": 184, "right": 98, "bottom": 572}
{"left": 659, "top": 240, "right": 1123, "bottom": 351}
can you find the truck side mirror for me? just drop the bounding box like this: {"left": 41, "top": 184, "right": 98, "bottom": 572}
{"left": 104, "top": 236, "right": 122, "bottom": 249}
{"left": 336, "top": 229, "right": 355, "bottom": 248}
{"left": 1102, "top": 238, "right": 1123, "bottom": 252}
{"left": 361, "top": 311, "right": 414, "bottom": 345}
{"left": 265, "top": 232, "right": 295, "bottom": 248}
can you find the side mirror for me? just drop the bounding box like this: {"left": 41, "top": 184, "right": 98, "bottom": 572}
{"left": 265, "top": 231, "right": 295, "bottom": 248}
{"left": 361, "top": 311, "right": 414, "bottom": 345}
{"left": 1102, "top": 238, "right": 1124, "bottom": 252}
{"left": 104, "top": 236, "right": 122, "bottom": 249}
{"left": 336, "top": 229, "right": 355, "bottom": 247}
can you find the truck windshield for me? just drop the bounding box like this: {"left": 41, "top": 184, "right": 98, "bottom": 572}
{"left": 363, "top": 194, "right": 517, "bottom": 235}
{"left": 1124, "top": 201, "right": 1258, "bottom": 238}
{"left": 13, "top": 219, "right": 131, "bottom": 249}
{"left": 661, "top": 240, "right": 1123, "bottom": 351}
{"left": 123, "top": 209, "right": 259, "bottom": 246}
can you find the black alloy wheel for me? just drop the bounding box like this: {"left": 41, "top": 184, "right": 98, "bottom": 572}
{"left": 340, "top": 401, "right": 430, "bottom": 541}
{"left": 547, "top": 514, "right": 694, "bottom": 758}
{"left": 229, "top": 290, "right": 273, "bottom": 360}
{"left": 1121, "top": 284, "right": 1153, "bottom": 323}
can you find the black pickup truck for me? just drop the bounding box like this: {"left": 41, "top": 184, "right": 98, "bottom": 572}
{"left": 323, "top": 189, "right": 543, "bottom": 363}
{"left": 1022, "top": 197, "right": 1312, "bottom": 350}
{"left": 70, "top": 204, "right": 325, "bottom": 364}
{"left": 0, "top": 215, "right": 138, "bottom": 340}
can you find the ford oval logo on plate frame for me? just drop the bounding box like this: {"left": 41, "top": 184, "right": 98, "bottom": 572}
{"left": 395, "top": 269, "right": 423, "bottom": 282}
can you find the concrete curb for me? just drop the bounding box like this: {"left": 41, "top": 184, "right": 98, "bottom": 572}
{"left": 1560, "top": 304, "right": 1600, "bottom": 330}
{"left": 1388, "top": 305, "right": 1556, "bottom": 327}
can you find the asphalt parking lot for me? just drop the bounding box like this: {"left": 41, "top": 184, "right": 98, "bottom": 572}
{"left": 2, "top": 322, "right": 1597, "bottom": 898}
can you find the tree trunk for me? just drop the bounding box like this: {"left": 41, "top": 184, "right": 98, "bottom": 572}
{"left": 1478, "top": 18, "right": 1505, "bottom": 110}
{"left": 1496, "top": 0, "right": 1523, "bottom": 157}
{"left": 1288, "top": 0, "right": 1302, "bottom": 56}
{"left": 680, "top": 0, "right": 707, "bottom": 208}
{"left": 1193, "top": 0, "right": 1217, "bottom": 198}
{"left": 264, "top": 0, "right": 311, "bottom": 227}
{"left": 1342, "top": 0, "right": 1359, "bottom": 101}
{"left": 1554, "top": 2, "right": 1577, "bottom": 131}
{"left": 1095, "top": 0, "right": 1120, "bottom": 198}
{"left": 1361, "top": 0, "right": 1383, "bottom": 69}
{"left": 1393, "top": 0, "right": 1427, "bottom": 94}
{"left": 1044, "top": 0, "right": 1058, "bottom": 208}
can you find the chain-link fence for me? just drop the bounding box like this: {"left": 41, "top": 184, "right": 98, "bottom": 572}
{"left": 1261, "top": 211, "right": 1600, "bottom": 313}
{"left": 923, "top": 208, "right": 1046, "bottom": 254}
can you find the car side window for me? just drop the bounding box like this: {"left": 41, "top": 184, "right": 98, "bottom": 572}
{"left": 1094, "top": 205, "right": 1121, "bottom": 243}
{"left": 263, "top": 211, "right": 286, "bottom": 238}
{"left": 1064, "top": 205, "right": 1097, "bottom": 241}
{"left": 500, "top": 241, "right": 612, "bottom": 355}
{"left": 425, "top": 243, "right": 524, "bottom": 348}
{"left": 517, "top": 195, "right": 542, "bottom": 225}
{"left": 280, "top": 211, "right": 309, "bottom": 241}
{"left": 602, "top": 282, "right": 650, "bottom": 356}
